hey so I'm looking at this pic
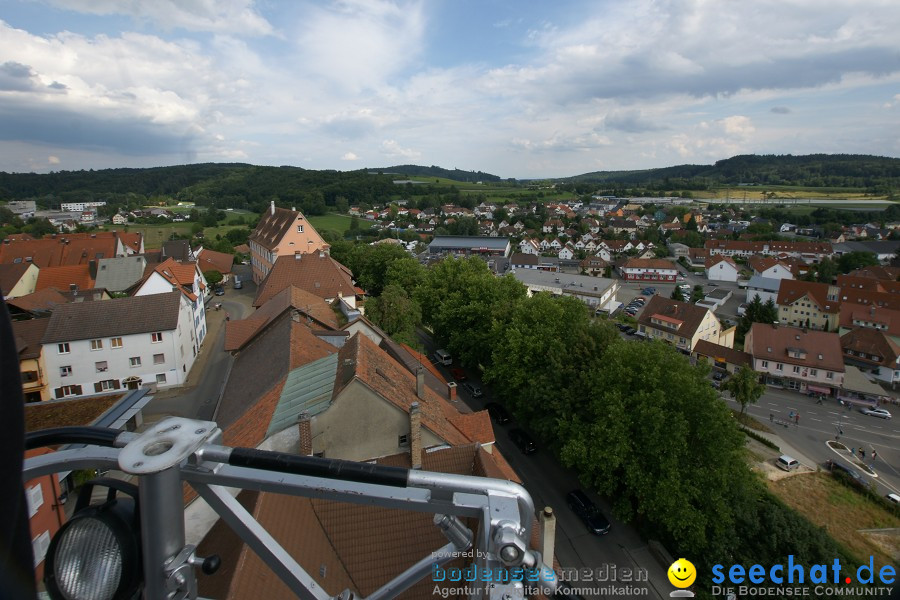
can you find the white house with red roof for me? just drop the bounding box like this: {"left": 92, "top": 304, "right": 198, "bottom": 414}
{"left": 705, "top": 255, "right": 740, "bottom": 282}
{"left": 133, "top": 258, "right": 208, "bottom": 350}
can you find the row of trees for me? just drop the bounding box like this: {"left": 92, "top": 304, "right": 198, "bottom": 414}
{"left": 343, "top": 247, "right": 855, "bottom": 594}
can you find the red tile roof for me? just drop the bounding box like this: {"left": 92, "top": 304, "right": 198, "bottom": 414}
{"left": 705, "top": 255, "right": 738, "bottom": 269}
{"left": 0, "top": 262, "right": 33, "bottom": 295}
{"left": 840, "top": 302, "right": 900, "bottom": 336}
{"left": 637, "top": 295, "right": 710, "bottom": 338}
{"left": 341, "top": 334, "right": 493, "bottom": 446}
{"left": 747, "top": 323, "right": 844, "bottom": 372}
{"left": 622, "top": 258, "right": 676, "bottom": 270}
{"left": 846, "top": 266, "right": 900, "bottom": 281}
{"left": 196, "top": 248, "right": 234, "bottom": 275}
{"left": 840, "top": 327, "right": 900, "bottom": 367}
{"left": 0, "top": 233, "right": 120, "bottom": 267}
{"left": 226, "top": 286, "right": 338, "bottom": 351}
{"left": 777, "top": 279, "right": 840, "bottom": 314}
{"left": 254, "top": 253, "right": 356, "bottom": 307}
{"left": 199, "top": 444, "right": 523, "bottom": 600}
{"left": 12, "top": 317, "right": 51, "bottom": 360}
{"left": 148, "top": 258, "right": 199, "bottom": 301}
{"left": 117, "top": 232, "right": 143, "bottom": 254}
{"left": 34, "top": 264, "right": 95, "bottom": 292}
{"left": 5, "top": 288, "right": 70, "bottom": 313}
{"left": 692, "top": 339, "right": 752, "bottom": 367}
{"left": 837, "top": 274, "right": 900, "bottom": 295}
{"left": 249, "top": 205, "right": 327, "bottom": 253}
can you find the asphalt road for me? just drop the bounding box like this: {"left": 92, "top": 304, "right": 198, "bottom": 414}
{"left": 723, "top": 386, "right": 900, "bottom": 498}
{"left": 145, "top": 266, "right": 256, "bottom": 422}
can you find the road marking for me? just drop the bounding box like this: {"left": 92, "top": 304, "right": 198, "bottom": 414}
{"left": 810, "top": 418, "right": 822, "bottom": 422}
{"left": 828, "top": 412, "right": 839, "bottom": 416}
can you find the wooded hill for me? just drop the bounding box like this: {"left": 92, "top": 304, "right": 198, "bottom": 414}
{"left": 1, "top": 155, "right": 898, "bottom": 213}
{"left": 368, "top": 164, "right": 502, "bottom": 182}
{"left": 565, "top": 154, "right": 900, "bottom": 194}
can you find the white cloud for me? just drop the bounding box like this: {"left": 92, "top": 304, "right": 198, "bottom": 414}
{"left": 48, "top": 155, "right": 60, "bottom": 164}
{"left": 293, "top": 0, "right": 425, "bottom": 92}
{"left": 718, "top": 116, "right": 755, "bottom": 137}
{"left": 37, "top": 0, "right": 274, "bottom": 36}
{"left": 1, "top": 2, "right": 900, "bottom": 176}
{"left": 381, "top": 139, "right": 419, "bottom": 159}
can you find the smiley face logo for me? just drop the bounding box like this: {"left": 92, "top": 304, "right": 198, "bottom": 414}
{"left": 668, "top": 558, "right": 696, "bottom": 588}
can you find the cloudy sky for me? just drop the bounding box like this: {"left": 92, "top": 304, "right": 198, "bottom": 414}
{"left": 1, "top": 0, "right": 899, "bottom": 178}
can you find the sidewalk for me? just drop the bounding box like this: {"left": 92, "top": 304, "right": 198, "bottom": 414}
{"left": 749, "top": 424, "right": 818, "bottom": 469}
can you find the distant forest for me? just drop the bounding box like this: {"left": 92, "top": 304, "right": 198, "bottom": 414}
{"left": 1, "top": 155, "right": 899, "bottom": 217}
{"left": 369, "top": 164, "right": 502, "bottom": 182}
{"left": 0, "top": 163, "right": 503, "bottom": 215}
{"left": 566, "top": 154, "right": 900, "bottom": 196}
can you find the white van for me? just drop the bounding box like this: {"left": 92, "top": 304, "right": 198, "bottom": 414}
{"left": 434, "top": 349, "right": 452, "bottom": 366}
{"left": 776, "top": 455, "right": 799, "bottom": 472}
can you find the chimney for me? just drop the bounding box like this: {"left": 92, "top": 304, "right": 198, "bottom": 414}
{"left": 69, "top": 283, "right": 78, "bottom": 292}
{"left": 416, "top": 367, "right": 425, "bottom": 399}
{"left": 540, "top": 507, "right": 557, "bottom": 568}
{"left": 447, "top": 381, "right": 457, "bottom": 401}
{"left": 270, "top": 200, "right": 275, "bottom": 216}
{"left": 410, "top": 402, "right": 422, "bottom": 470}
{"left": 298, "top": 412, "right": 313, "bottom": 456}
{"left": 294, "top": 252, "right": 302, "bottom": 260}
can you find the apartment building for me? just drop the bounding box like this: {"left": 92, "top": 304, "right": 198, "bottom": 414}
{"left": 41, "top": 291, "right": 196, "bottom": 398}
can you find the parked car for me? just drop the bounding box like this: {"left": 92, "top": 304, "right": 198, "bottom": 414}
{"left": 624, "top": 327, "right": 637, "bottom": 335}
{"left": 509, "top": 429, "right": 537, "bottom": 454}
{"left": 887, "top": 493, "right": 900, "bottom": 504}
{"left": 450, "top": 368, "right": 467, "bottom": 381}
{"left": 485, "top": 402, "right": 511, "bottom": 425}
{"left": 860, "top": 407, "right": 892, "bottom": 419}
{"left": 233, "top": 278, "right": 243, "bottom": 289}
{"left": 632, "top": 297, "right": 646, "bottom": 304}
{"left": 616, "top": 323, "right": 629, "bottom": 331}
{"left": 776, "top": 455, "right": 799, "bottom": 472}
{"left": 712, "top": 372, "right": 727, "bottom": 381}
{"left": 462, "top": 382, "right": 483, "bottom": 398}
{"left": 214, "top": 287, "right": 225, "bottom": 296}
{"left": 641, "top": 288, "right": 656, "bottom": 295}
{"left": 566, "top": 490, "right": 611, "bottom": 535}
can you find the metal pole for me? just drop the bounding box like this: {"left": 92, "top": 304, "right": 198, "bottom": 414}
{"left": 139, "top": 466, "right": 187, "bottom": 599}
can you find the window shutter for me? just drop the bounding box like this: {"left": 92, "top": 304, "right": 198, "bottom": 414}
{"left": 114, "top": 379, "right": 121, "bottom": 390}
{"left": 95, "top": 382, "right": 102, "bottom": 393}
{"left": 27, "top": 484, "right": 43, "bottom": 518}
{"left": 54, "top": 387, "right": 64, "bottom": 399}
{"left": 32, "top": 531, "right": 51, "bottom": 567}
{"left": 74, "top": 385, "right": 82, "bottom": 395}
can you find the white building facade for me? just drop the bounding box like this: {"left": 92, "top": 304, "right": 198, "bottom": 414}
{"left": 41, "top": 292, "right": 196, "bottom": 398}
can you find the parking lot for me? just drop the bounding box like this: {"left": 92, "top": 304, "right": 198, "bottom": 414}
{"left": 611, "top": 268, "right": 746, "bottom": 327}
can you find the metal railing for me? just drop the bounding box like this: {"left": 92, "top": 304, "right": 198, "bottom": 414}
{"left": 24, "top": 417, "right": 560, "bottom": 600}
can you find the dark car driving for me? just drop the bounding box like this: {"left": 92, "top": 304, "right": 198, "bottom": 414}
{"left": 485, "top": 402, "right": 511, "bottom": 425}
{"left": 509, "top": 429, "right": 536, "bottom": 454}
{"left": 566, "top": 489, "right": 611, "bottom": 535}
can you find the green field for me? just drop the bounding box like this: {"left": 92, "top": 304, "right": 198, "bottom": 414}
{"left": 308, "top": 213, "right": 354, "bottom": 234}
{"left": 103, "top": 223, "right": 250, "bottom": 250}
